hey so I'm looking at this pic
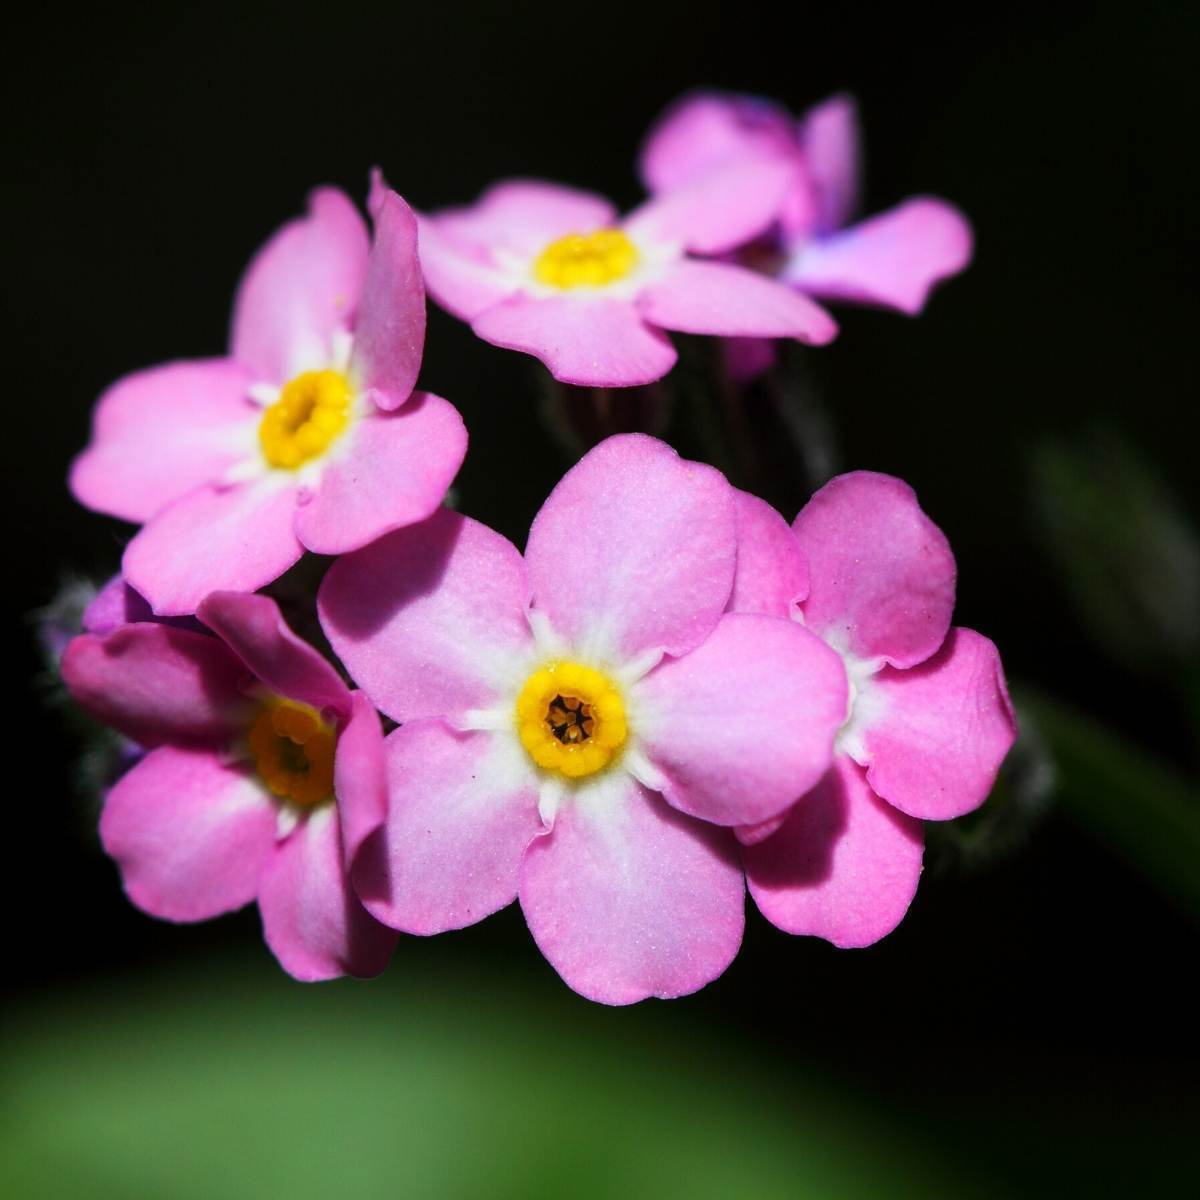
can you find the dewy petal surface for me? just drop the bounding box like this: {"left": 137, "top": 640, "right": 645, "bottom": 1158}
{"left": 519, "top": 775, "right": 744, "bottom": 1005}
{"left": 100, "top": 745, "right": 276, "bottom": 922}
{"left": 785, "top": 198, "right": 973, "bottom": 315}
{"left": 231, "top": 187, "right": 369, "bottom": 382}
{"left": 744, "top": 756, "right": 923, "bottom": 948}
{"left": 123, "top": 481, "right": 304, "bottom": 617}
{"left": 319, "top": 508, "right": 533, "bottom": 724}
{"left": 258, "top": 807, "right": 396, "bottom": 982}
{"left": 197, "top": 592, "right": 351, "bottom": 720}
{"left": 470, "top": 295, "right": 677, "bottom": 388}
{"left": 355, "top": 721, "right": 541, "bottom": 936}
{"left": 69, "top": 359, "right": 254, "bottom": 524}
{"left": 350, "top": 189, "right": 425, "bottom": 411}
{"left": 432, "top": 180, "right": 618, "bottom": 259}
{"left": 798, "top": 92, "right": 862, "bottom": 235}
{"left": 727, "top": 490, "right": 809, "bottom": 617}
{"left": 293, "top": 392, "right": 467, "bottom": 556}
{"left": 62, "top": 624, "right": 251, "bottom": 746}
{"left": 634, "top": 613, "right": 846, "bottom": 826}
{"left": 862, "top": 627, "right": 1016, "bottom": 821}
{"left": 794, "top": 471, "right": 956, "bottom": 669}
{"left": 637, "top": 259, "right": 836, "bottom": 345}
{"left": 525, "top": 435, "right": 735, "bottom": 663}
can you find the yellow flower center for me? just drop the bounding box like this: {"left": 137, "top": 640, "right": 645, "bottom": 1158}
{"left": 248, "top": 698, "right": 337, "bottom": 808}
{"left": 259, "top": 370, "right": 351, "bottom": 470}
{"left": 533, "top": 229, "right": 639, "bottom": 289}
{"left": 515, "top": 661, "right": 628, "bottom": 779}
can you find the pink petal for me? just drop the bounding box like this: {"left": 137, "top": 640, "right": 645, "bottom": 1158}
{"left": 123, "top": 481, "right": 303, "bottom": 617}
{"left": 471, "top": 295, "right": 677, "bottom": 388}
{"left": 635, "top": 613, "right": 846, "bottom": 826}
{"left": 230, "top": 188, "right": 369, "bottom": 382}
{"left": 728, "top": 490, "right": 809, "bottom": 617}
{"left": 785, "top": 198, "right": 973, "bottom": 315}
{"left": 350, "top": 188, "right": 425, "bottom": 411}
{"left": 354, "top": 721, "right": 541, "bottom": 935}
{"left": 293, "top": 392, "right": 467, "bottom": 555}
{"left": 319, "top": 508, "right": 532, "bottom": 724}
{"left": 525, "top": 434, "right": 734, "bottom": 662}
{"left": 794, "top": 471, "right": 956, "bottom": 669}
{"left": 798, "top": 92, "right": 862, "bottom": 235}
{"left": 432, "top": 179, "right": 618, "bottom": 259}
{"left": 862, "top": 627, "right": 1017, "bottom": 821}
{"left": 734, "top": 811, "right": 789, "bottom": 847}
{"left": 69, "top": 359, "right": 254, "bottom": 524}
{"left": 639, "top": 91, "right": 796, "bottom": 193}
{"left": 100, "top": 745, "right": 276, "bottom": 921}
{"left": 723, "top": 336, "right": 777, "bottom": 384}
{"left": 259, "top": 806, "right": 397, "bottom": 981}
{"left": 81, "top": 576, "right": 153, "bottom": 634}
{"left": 197, "top": 591, "right": 350, "bottom": 719}
{"left": 416, "top": 217, "right": 516, "bottom": 321}
{"left": 61, "top": 624, "right": 250, "bottom": 746}
{"left": 744, "top": 756, "right": 923, "bottom": 947}
{"left": 519, "top": 776, "right": 744, "bottom": 1005}
{"left": 334, "top": 692, "right": 388, "bottom": 872}
{"left": 637, "top": 259, "right": 837, "bottom": 345}
{"left": 624, "top": 156, "right": 802, "bottom": 255}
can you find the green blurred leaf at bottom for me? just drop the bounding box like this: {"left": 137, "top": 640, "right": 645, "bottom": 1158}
{"left": 1, "top": 961, "right": 982, "bottom": 1200}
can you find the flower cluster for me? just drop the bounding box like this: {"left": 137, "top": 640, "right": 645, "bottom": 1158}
{"left": 60, "top": 89, "right": 1010, "bottom": 1003}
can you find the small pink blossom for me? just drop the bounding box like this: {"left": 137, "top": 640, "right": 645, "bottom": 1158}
{"left": 70, "top": 187, "right": 467, "bottom": 616}
{"left": 318, "top": 434, "right": 847, "bottom": 1003}
{"left": 727, "top": 478, "right": 1016, "bottom": 947}
{"left": 641, "top": 91, "right": 974, "bottom": 319}
{"left": 412, "top": 174, "right": 838, "bottom": 388}
{"left": 61, "top": 591, "right": 396, "bottom": 981}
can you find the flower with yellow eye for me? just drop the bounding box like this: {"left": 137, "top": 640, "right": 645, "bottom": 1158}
{"left": 407, "top": 169, "right": 837, "bottom": 388}
{"left": 726, "top": 478, "right": 1015, "bottom": 950}
{"left": 61, "top": 591, "right": 395, "bottom": 982}
{"left": 70, "top": 186, "right": 466, "bottom": 616}
{"left": 320, "top": 434, "right": 847, "bottom": 1005}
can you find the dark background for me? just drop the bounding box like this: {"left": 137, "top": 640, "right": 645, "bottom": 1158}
{"left": 4, "top": 3, "right": 1197, "bottom": 1196}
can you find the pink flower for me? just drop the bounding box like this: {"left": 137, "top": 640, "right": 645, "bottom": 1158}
{"left": 70, "top": 187, "right": 467, "bottom": 616}
{"left": 641, "top": 91, "right": 974, "bottom": 318}
{"left": 61, "top": 591, "right": 396, "bottom": 981}
{"left": 318, "top": 435, "right": 847, "bottom": 1003}
{"left": 727, "top": 477, "right": 1016, "bottom": 947}
{"left": 413, "top": 175, "right": 838, "bottom": 388}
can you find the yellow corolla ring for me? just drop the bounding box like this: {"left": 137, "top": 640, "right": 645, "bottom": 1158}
{"left": 533, "top": 229, "right": 639, "bottom": 289}
{"left": 515, "top": 661, "right": 628, "bottom": 779}
{"left": 248, "top": 697, "right": 337, "bottom": 807}
{"left": 259, "top": 369, "right": 351, "bottom": 470}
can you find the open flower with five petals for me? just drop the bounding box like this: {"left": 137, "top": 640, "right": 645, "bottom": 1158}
{"left": 728, "top": 475, "right": 1016, "bottom": 947}
{"left": 70, "top": 187, "right": 467, "bottom": 615}
{"left": 318, "top": 434, "right": 847, "bottom": 1003}
{"left": 61, "top": 592, "right": 396, "bottom": 981}
{"left": 414, "top": 174, "right": 838, "bottom": 388}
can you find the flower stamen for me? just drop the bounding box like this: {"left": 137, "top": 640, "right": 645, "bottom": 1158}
{"left": 516, "top": 661, "right": 627, "bottom": 778}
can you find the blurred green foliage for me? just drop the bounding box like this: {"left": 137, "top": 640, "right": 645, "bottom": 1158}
{"left": 2, "top": 961, "right": 986, "bottom": 1200}
{"left": 1031, "top": 428, "right": 1200, "bottom": 676}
